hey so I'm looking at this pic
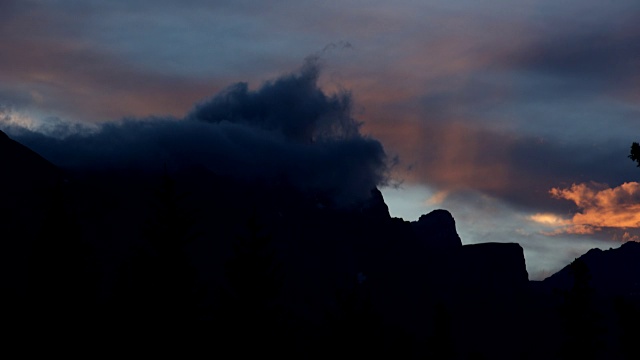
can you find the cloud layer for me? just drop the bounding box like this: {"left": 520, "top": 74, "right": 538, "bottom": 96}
{"left": 5, "top": 61, "right": 388, "bottom": 204}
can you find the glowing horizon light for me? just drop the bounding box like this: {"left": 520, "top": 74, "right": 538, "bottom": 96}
{"left": 0, "top": 108, "right": 98, "bottom": 138}
{"left": 529, "top": 213, "right": 571, "bottom": 227}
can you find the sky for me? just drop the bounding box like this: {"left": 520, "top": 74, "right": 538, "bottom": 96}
{"left": 2, "top": 0, "right": 640, "bottom": 279}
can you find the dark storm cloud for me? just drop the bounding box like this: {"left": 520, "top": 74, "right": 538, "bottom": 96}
{"left": 8, "top": 61, "right": 388, "bottom": 203}
{"left": 187, "top": 58, "right": 359, "bottom": 142}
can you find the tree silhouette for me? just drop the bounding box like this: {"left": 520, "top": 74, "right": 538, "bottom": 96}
{"left": 629, "top": 142, "right": 640, "bottom": 167}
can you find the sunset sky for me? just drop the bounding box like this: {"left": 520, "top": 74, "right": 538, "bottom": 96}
{"left": 2, "top": 0, "right": 640, "bottom": 279}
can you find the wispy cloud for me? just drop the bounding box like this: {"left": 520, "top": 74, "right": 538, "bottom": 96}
{"left": 425, "top": 190, "right": 449, "bottom": 205}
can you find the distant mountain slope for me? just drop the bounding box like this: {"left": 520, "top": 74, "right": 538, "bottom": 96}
{"left": 542, "top": 241, "right": 640, "bottom": 299}
{"left": 0, "top": 129, "right": 60, "bottom": 186}
{"left": 0, "top": 129, "right": 62, "bottom": 234}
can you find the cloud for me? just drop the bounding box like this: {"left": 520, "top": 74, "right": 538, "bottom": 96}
{"left": 5, "top": 60, "right": 389, "bottom": 204}
{"left": 0, "top": 36, "right": 214, "bottom": 122}
{"left": 529, "top": 213, "right": 571, "bottom": 227}
{"left": 0, "top": 106, "right": 97, "bottom": 138}
{"left": 354, "top": 8, "right": 640, "bottom": 211}
{"left": 529, "top": 182, "right": 640, "bottom": 238}
{"left": 505, "top": 16, "right": 640, "bottom": 81}
{"left": 369, "top": 114, "right": 636, "bottom": 215}
{"left": 495, "top": 13, "right": 640, "bottom": 107}
{"left": 425, "top": 190, "right": 449, "bottom": 205}
{"left": 187, "top": 57, "right": 360, "bottom": 143}
{"left": 352, "top": 7, "right": 640, "bottom": 215}
{"left": 0, "top": 1, "right": 217, "bottom": 123}
{"left": 618, "top": 232, "right": 640, "bottom": 242}
{"left": 550, "top": 182, "right": 640, "bottom": 229}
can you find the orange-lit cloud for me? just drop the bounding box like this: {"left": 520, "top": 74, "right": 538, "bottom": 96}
{"left": 536, "top": 182, "right": 640, "bottom": 238}
{"left": 528, "top": 212, "right": 595, "bottom": 235}
{"left": 617, "top": 232, "right": 640, "bottom": 242}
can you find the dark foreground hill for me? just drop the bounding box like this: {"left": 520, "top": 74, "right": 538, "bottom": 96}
{"left": 2, "top": 129, "right": 640, "bottom": 359}
{"left": 542, "top": 242, "right": 640, "bottom": 299}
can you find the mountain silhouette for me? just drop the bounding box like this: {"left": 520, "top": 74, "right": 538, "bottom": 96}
{"left": 413, "top": 209, "right": 462, "bottom": 250}
{"left": 0, "top": 129, "right": 61, "bottom": 223}
{"left": 2, "top": 130, "right": 640, "bottom": 358}
{"left": 1, "top": 130, "right": 65, "bottom": 331}
{"left": 0, "top": 129, "right": 60, "bottom": 184}
{"left": 543, "top": 242, "right": 640, "bottom": 295}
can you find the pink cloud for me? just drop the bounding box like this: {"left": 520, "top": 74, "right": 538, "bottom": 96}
{"left": 536, "top": 182, "right": 640, "bottom": 239}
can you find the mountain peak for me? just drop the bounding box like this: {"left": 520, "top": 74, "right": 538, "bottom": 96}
{"left": 542, "top": 242, "right": 640, "bottom": 298}
{"left": 412, "top": 209, "right": 462, "bottom": 249}
{"left": 361, "top": 188, "right": 390, "bottom": 219}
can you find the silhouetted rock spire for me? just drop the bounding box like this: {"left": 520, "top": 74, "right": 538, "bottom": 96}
{"left": 412, "top": 209, "right": 462, "bottom": 250}
{"left": 359, "top": 188, "right": 390, "bottom": 220}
